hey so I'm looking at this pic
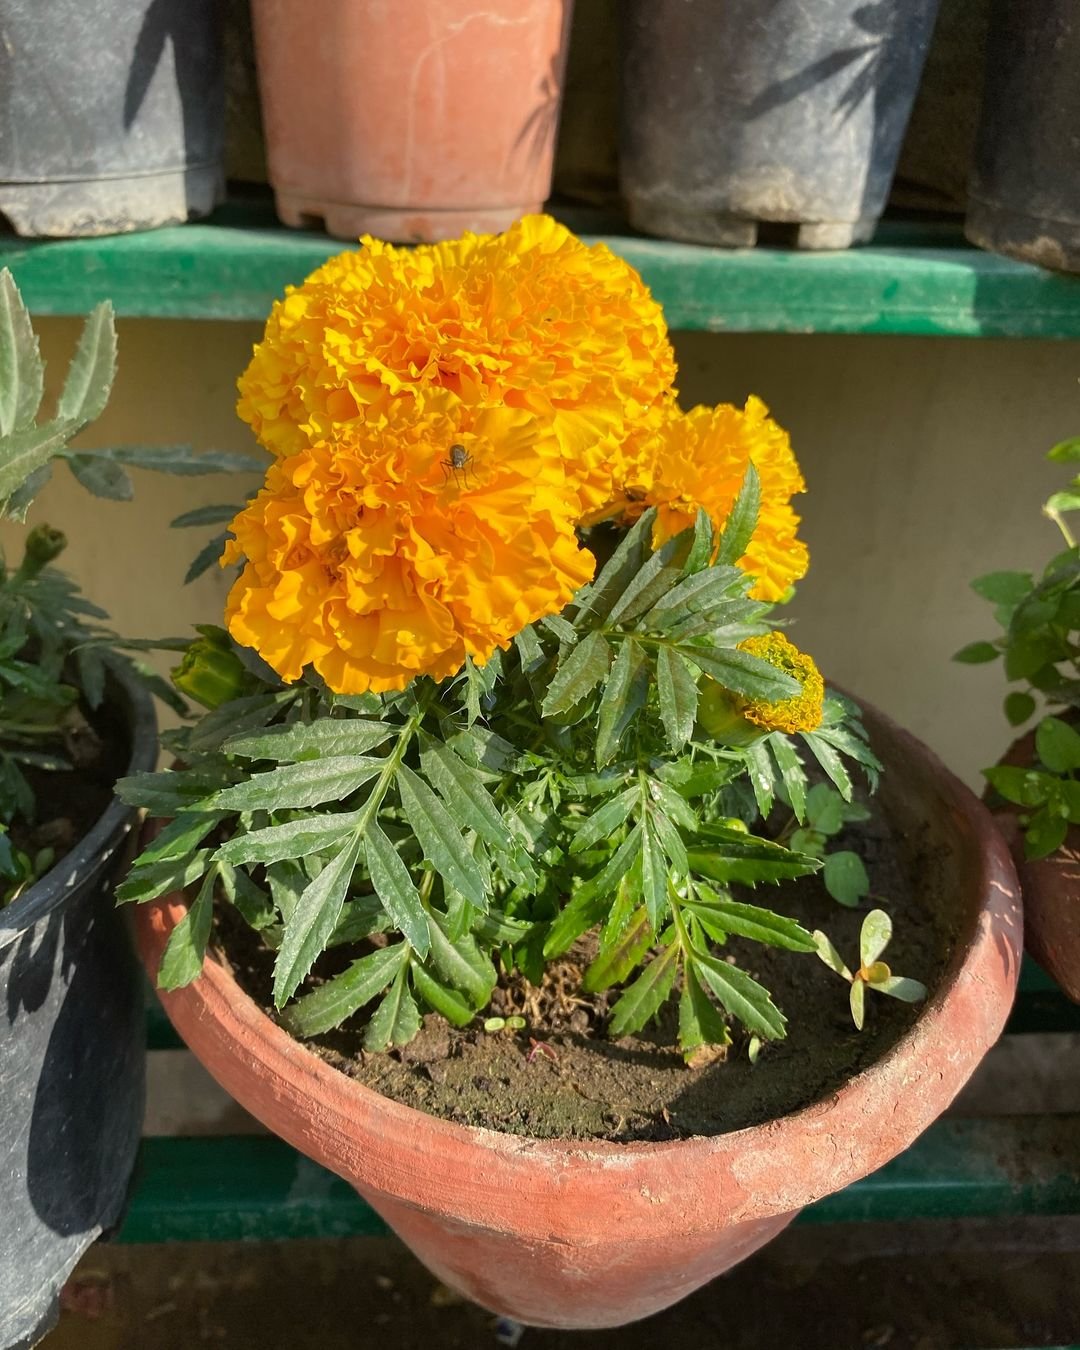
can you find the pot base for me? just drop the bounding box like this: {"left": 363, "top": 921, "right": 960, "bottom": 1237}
{"left": 274, "top": 192, "right": 544, "bottom": 244}
{"left": 627, "top": 199, "right": 876, "bottom": 250}
{"left": 0, "top": 165, "right": 224, "bottom": 238}
{"left": 966, "top": 199, "right": 1080, "bottom": 274}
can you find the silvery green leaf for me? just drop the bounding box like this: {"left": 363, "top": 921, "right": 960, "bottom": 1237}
{"left": 0, "top": 268, "right": 44, "bottom": 435}
{"left": 57, "top": 300, "right": 116, "bottom": 425}
{"left": 66, "top": 452, "right": 134, "bottom": 500}
{"left": 363, "top": 818, "right": 430, "bottom": 956}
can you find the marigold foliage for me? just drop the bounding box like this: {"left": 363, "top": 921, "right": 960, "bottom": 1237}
{"left": 236, "top": 214, "right": 676, "bottom": 514}
{"left": 223, "top": 398, "right": 594, "bottom": 693}
{"left": 606, "top": 397, "right": 808, "bottom": 601}
{"left": 735, "top": 632, "right": 825, "bottom": 734}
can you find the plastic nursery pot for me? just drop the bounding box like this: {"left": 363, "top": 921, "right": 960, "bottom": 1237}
{"left": 136, "top": 699, "right": 1020, "bottom": 1331}
{"left": 0, "top": 0, "right": 225, "bottom": 238}
{"left": 965, "top": 0, "right": 1080, "bottom": 273}
{"left": 249, "top": 0, "right": 575, "bottom": 243}
{"left": 620, "top": 0, "right": 943, "bottom": 250}
{"left": 988, "top": 728, "right": 1080, "bottom": 1003}
{"left": 0, "top": 670, "right": 156, "bottom": 1350}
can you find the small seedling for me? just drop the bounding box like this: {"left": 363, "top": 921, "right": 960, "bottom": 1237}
{"left": 787, "top": 783, "right": 872, "bottom": 907}
{"left": 483, "top": 1015, "right": 526, "bottom": 1033}
{"left": 813, "top": 910, "right": 927, "bottom": 1030}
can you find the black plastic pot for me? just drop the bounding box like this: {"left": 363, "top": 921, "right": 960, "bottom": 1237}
{"left": 0, "top": 0, "right": 225, "bottom": 238}
{"left": 966, "top": 0, "right": 1080, "bottom": 274}
{"left": 0, "top": 671, "right": 155, "bottom": 1350}
{"left": 620, "top": 0, "right": 943, "bottom": 249}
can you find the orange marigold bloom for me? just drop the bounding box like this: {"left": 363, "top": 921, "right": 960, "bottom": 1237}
{"left": 222, "top": 397, "right": 593, "bottom": 695}
{"left": 605, "top": 397, "right": 809, "bottom": 602}
{"left": 236, "top": 215, "right": 677, "bottom": 513}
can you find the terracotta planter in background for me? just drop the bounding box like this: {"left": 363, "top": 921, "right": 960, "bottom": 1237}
{"left": 990, "top": 728, "right": 1080, "bottom": 1002}
{"left": 136, "top": 701, "right": 1020, "bottom": 1331}
{"left": 249, "top": 0, "right": 574, "bottom": 243}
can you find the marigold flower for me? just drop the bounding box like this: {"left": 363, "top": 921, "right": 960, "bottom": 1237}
{"left": 222, "top": 396, "right": 594, "bottom": 694}
{"left": 236, "top": 215, "right": 677, "bottom": 513}
{"left": 601, "top": 397, "right": 808, "bottom": 602}
{"left": 734, "top": 632, "right": 824, "bottom": 734}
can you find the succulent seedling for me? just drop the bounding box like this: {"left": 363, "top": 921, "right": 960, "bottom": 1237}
{"left": 813, "top": 910, "right": 927, "bottom": 1030}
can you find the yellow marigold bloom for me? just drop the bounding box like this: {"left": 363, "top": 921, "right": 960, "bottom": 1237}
{"left": 602, "top": 397, "right": 808, "bottom": 602}
{"left": 221, "top": 396, "right": 593, "bottom": 695}
{"left": 734, "top": 633, "right": 824, "bottom": 734}
{"left": 235, "top": 215, "right": 677, "bottom": 513}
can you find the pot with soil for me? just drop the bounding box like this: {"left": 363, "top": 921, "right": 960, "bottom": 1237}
{"left": 122, "top": 218, "right": 1019, "bottom": 1330}
{"left": 249, "top": 0, "right": 574, "bottom": 243}
{"left": 620, "top": 0, "right": 943, "bottom": 249}
{"left": 0, "top": 0, "right": 225, "bottom": 238}
{"left": 134, "top": 699, "right": 1018, "bottom": 1329}
{"left": 965, "top": 0, "right": 1080, "bottom": 273}
{"left": 0, "top": 669, "right": 155, "bottom": 1350}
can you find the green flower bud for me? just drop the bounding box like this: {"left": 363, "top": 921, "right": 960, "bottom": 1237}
{"left": 15, "top": 524, "right": 68, "bottom": 581}
{"left": 697, "top": 680, "right": 769, "bottom": 747}
{"left": 171, "top": 632, "right": 254, "bottom": 710}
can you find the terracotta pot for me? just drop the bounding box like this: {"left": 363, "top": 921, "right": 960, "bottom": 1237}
{"left": 135, "top": 701, "right": 1020, "bottom": 1330}
{"left": 249, "top": 0, "right": 574, "bottom": 243}
{"left": 989, "top": 728, "right": 1080, "bottom": 1002}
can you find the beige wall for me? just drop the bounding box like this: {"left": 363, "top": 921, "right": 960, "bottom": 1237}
{"left": 12, "top": 319, "right": 1080, "bottom": 788}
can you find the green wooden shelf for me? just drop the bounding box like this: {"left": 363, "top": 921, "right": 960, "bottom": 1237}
{"left": 4, "top": 201, "right": 1080, "bottom": 337}
{"left": 118, "top": 1114, "right": 1080, "bottom": 1245}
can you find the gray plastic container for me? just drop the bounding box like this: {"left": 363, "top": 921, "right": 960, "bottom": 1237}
{"left": 0, "top": 0, "right": 225, "bottom": 237}
{"left": 621, "top": 0, "right": 943, "bottom": 249}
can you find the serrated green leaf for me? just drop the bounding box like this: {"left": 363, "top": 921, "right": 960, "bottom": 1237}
{"left": 116, "top": 848, "right": 213, "bottom": 905}
{"left": 411, "top": 963, "right": 475, "bottom": 1026}
{"left": 0, "top": 268, "right": 44, "bottom": 435}
{"left": 211, "top": 756, "right": 384, "bottom": 812}
{"left": 582, "top": 907, "right": 652, "bottom": 992}
{"left": 541, "top": 629, "right": 612, "bottom": 718}
{"left": 364, "top": 963, "right": 421, "bottom": 1051}
{"left": 640, "top": 815, "right": 670, "bottom": 932}
{"left": 185, "top": 532, "right": 229, "bottom": 584}
{"left": 678, "top": 962, "right": 731, "bottom": 1060}
{"left": 364, "top": 818, "right": 430, "bottom": 956}
{"left": 4, "top": 462, "right": 51, "bottom": 520}
{"left": 397, "top": 763, "right": 487, "bottom": 910}
{"left": 688, "top": 826, "right": 819, "bottom": 885}
{"left": 186, "top": 691, "right": 296, "bottom": 752}
{"left": 685, "top": 645, "right": 801, "bottom": 703}
{"left": 744, "top": 740, "right": 776, "bottom": 818}
{"left": 568, "top": 785, "right": 637, "bottom": 856}
{"left": 106, "top": 445, "right": 267, "bottom": 476}
{"left": 769, "top": 734, "right": 808, "bottom": 822}
{"left": 281, "top": 944, "right": 408, "bottom": 1037}
{"left": 608, "top": 942, "right": 679, "bottom": 1037}
{"left": 823, "top": 850, "right": 870, "bottom": 908}
{"left": 687, "top": 892, "right": 817, "bottom": 951}
{"left": 649, "top": 803, "right": 689, "bottom": 874}
{"left": 115, "top": 769, "right": 221, "bottom": 817}
{"left": 693, "top": 949, "right": 786, "bottom": 1040}
{"left": 418, "top": 732, "right": 518, "bottom": 860}
{"left": 273, "top": 829, "right": 365, "bottom": 1007}
{"left": 802, "top": 733, "right": 853, "bottom": 801}
{"left": 573, "top": 509, "right": 656, "bottom": 624}
{"left": 953, "top": 641, "right": 1000, "bottom": 665}
{"left": 219, "top": 862, "right": 277, "bottom": 931}
{"left": 65, "top": 452, "right": 134, "bottom": 501}
{"left": 0, "top": 417, "right": 80, "bottom": 504}
{"left": 214, "top": 811, "right": 365, "bottom": 868}
{"left": 605, "top": 533, "right": 685, "bottom": 627}
{"left": 715, "top": 463, "right": 760, "bottom": 567}
{"left": 596, "top": 638, "right": 650, "bottom": 767}
{"left": 57, "top": 301, "right": 116, "bottom": 425}
{"left": 1036, "top": 715, "right": 1080, "bottom": 773}
{"left": 138, "top": 812, "right": 226, "bottom": 866}
{"left": 171, "top": 503, "right": 242, "bottom": 528}
{"left": 157, "top": 867, "right": 216, "bottom": 990}
{"left": 656, "top": 646, "right": 699, "bottom": 752}
{"left": 225, "top": 720, "right": 396, "bottom": 763}
{"left": 426, "top": 911, "right": 497, "bottom": 1006}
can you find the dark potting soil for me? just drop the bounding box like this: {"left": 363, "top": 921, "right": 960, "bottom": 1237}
{"left": 8, "top": 697, "right": 130, "bottom": 865}
{"left": 214, "top": 805, "right": 959, "bottom": 1144}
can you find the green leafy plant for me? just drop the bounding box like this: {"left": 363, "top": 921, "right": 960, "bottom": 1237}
{"left": 813, "top": 910, "right": 928, "bottom": 1030}
{"left": 958, "top": 434, "right": 1080, "bottom": 858}
{"left": 0, "top": 269, "right": 261, "bottom": 904}
{"left": 119, "top": 501, "right": 920, "bottom": 1059}
{"left": 779, "top": 781, "right": 872, "bottom": 907}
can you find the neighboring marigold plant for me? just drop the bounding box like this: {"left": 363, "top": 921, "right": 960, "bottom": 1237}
{"left": 119, "top": 218, "right": 915, "bottom": 1058}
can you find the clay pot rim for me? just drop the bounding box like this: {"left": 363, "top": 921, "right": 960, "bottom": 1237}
{"left": 137, "top": 697, "right": 1021, "bottom": 1241}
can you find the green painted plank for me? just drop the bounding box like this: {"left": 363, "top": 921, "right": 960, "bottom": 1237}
{"left": 4, "top": 201, "right": 1080, "bottom": 336}
{"left": 118, "top": 1114, "right": 1080, "bottom": 1244}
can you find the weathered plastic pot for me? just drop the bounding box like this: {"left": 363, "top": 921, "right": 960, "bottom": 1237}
{"left": 0, "top": 0, "right": 225, "bottom": 238}
{"left": 249, "top": 0, "right": 574, "bottom": 243}
{"left": 966, "top": 0, "right": 1080, "bottom": 273}
{"left": 0, "top": 673, "right": 156, "bottom": 1350}
{"left": 137, "top": 700, "right": 1020, "bottom": 1330}
{"left": 989, "top": 728, "right": 1080, "bottom": 1003}
{"left": 620, "top": 0, "right": 943, "bottom": 249}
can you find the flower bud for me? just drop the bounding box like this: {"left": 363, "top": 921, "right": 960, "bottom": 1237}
{"left": 18, "top": 524, "right": 67, "bottom": 578}
{"left": 171, "top": 630, "right": 254, "bottom": 709}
